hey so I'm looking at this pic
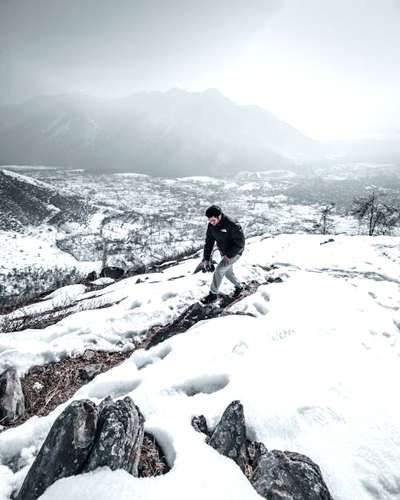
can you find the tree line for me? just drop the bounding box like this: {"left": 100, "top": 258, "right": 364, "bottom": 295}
{"left": 311, "top": 190, "right": 400, "bottom": 236}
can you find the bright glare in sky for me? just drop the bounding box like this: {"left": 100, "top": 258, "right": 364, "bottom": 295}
{"left": 1, "top": 0, "right": 400, "bottom": 140}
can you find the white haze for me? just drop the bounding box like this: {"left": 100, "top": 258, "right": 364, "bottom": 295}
{"left": 1, "top": 0, "right": 400, "bottom": 139}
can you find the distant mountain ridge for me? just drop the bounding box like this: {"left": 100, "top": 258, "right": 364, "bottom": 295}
{"left": 0, "top": 169, "right": 95, "bottom": 231}
{"left": 0, "top": 89, "right": 322, "bottom": 177}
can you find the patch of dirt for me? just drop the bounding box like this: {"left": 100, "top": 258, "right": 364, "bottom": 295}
{"left": 139, "top": 433, "right": 170, "bottom": 477}
{"left": 14, "top": 349, "right": 133, "bottom": 426}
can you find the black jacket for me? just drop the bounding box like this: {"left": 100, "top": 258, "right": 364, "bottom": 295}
{"left": 204, "top": 214, "right": 245, "bottom": 260}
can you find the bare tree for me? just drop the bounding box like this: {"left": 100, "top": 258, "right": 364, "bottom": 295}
{"left": 351, "top": 190, "right": 399, "bottom": 236}
{"left": 309, "top": 204, "right": 336, "bottom": 235}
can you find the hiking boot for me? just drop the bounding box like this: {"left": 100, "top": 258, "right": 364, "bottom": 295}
{"left": 201, "top": 292, "right": 218, "bottom": 304}
{"left": 233, "top": 286, "right": 244, "bottom": 298}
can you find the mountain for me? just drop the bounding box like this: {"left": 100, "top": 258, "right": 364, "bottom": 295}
{"left": 0, "top": 234, "right": 399, "bottom": 500}
{"left": 0, "top": 89, "right": 322, "bottom": 176}
{"left": 0, "top": 169, "right": 95, "bottom": 231}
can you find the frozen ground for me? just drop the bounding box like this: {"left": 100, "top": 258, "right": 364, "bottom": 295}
{"left": 2, "top": 164, "right": 399, "bottom": 299}
{"left": 0, "top": 234, "right": 400, "bottom": 500}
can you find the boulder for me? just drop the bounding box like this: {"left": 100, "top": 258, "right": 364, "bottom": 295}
{"left": 191, "top": 415, "right": 209, "bottom": 435}
{"left": 79, "top": 363, "right": 103, "bottom": 382}
{"left": 16, "top": 396, "right": 146, "bottom": 500}
{"left": 209, "top": 400, "right": 246, "bottom": 473}
{"left": 195, "top": 401, "right": 335, "bottom": 500}
{"left": 147, "top": 281, "right": 260, "bottom": 348}
{"left": 16, "top": 399, "right": 98, "bottom": 500}
{"left": 86, "top": 270, "right": 98, "bottom": 281}
{"left": 0, "top": 367, "right": 25, "bottom": 424}
{"left": 100, "top": 266, "right": 125, "bottom": 279}
{"left": 266, "top": 276, "right": 283, "bottom": 283}
{"left": 147, "top": 301, "right": 221, "bottom": 349}
{"left": 83, "top": 396, "right": 144, "bottom": 476}
{"left": 251, "top": 447, "right": 334, "bottom": 500}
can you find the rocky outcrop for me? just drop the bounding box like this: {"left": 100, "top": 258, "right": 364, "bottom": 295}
{"left": 16, "top": 399, "right": 98, "bottom": 500}
{"left": 0, "top": 367, "right": 25, "bottom": 424}
{"left": 83, "top": 396, "right": 144, "bottom": 476}
{"left": 251, "top": 447, "right": 334, "bottom": 500}
{"left": 86, "top": 271, "right": 98, "bottom": 281}
{"left": 100, "top": 266, "right": 125, "bottom": 280}
{"left": 79, "top": 363, "right": 103, "bottom": 382}
{"left": 147, "top": 281, "right": 260, "bottom": 349}
{"left": 208, "top": 400, "right": 246, "bottom": 473}
{"left": 147, "top": 301, "right": 222, "bottom": 348}
{"left": 16, "top": 397, "right": 145, "bottom": 500}
{"left": 191, "top": 415, "right": 209, "bottom": 435}
{"left": 192, "top": 401, "right": 335, "bottom": 500}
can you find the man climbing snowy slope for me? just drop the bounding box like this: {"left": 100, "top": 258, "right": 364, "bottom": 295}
{"left": 201, "top": 205, "right": 245, "bottom": 304}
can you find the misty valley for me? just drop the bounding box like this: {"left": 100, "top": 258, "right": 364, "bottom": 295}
{"left": 1, "top": 162, "right": 399, "bottom": 303}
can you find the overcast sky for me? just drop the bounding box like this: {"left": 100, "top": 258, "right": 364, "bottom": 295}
{"left": 1, "top": 0, "right": 400, "bottom": 139}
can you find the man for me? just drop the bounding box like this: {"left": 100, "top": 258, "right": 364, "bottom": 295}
{"left": 201, "top": 205, "right": 245, "bottom": 304}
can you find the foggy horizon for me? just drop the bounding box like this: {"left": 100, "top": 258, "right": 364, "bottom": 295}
{"left": 1, "top": 0, "right": 400, "bottom": 140}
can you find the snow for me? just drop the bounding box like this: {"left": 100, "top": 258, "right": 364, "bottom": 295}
{"left": 0, "top": 229, "right": 102, "bottom": 297}
{"left": 114, "top": 173, "right": 150, "bottom": 179}
{"left": 177, "top": 176, "right": 220, "bottom": 183}
{"left": 91, "top": 277, "right": 115, "bottom": 285}
{"left": 237, "top": 182, "right": 260, "bottom": 191}
{"left": 0, "top": 230, "right": 95, "bottom": 271}
{"left": 2, "top": 169, "right": 76, "bottom": 197}
{"left": 1, "top": 234, "right": 400, "bottom": 500}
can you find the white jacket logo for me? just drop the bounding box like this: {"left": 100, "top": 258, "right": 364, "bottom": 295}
{"left": 221, "top": 229, "right": 227, "bottom": 233}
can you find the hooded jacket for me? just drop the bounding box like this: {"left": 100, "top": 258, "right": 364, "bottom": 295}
{"left": 203, "top": 214, "right": 245, "bottom": 260}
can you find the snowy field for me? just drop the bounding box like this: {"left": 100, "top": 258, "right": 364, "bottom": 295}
{"left": 2, "top": 164, "right": 399, "bottom": 300}
{"left": 1, "top": 234, "right": 400, "bottom": 500}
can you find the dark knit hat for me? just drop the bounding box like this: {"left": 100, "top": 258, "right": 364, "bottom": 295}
{"left": 205, "top": 205, "right": 222, "bottom": 218}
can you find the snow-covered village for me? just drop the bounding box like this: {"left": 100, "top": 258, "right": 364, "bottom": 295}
{"left": 1, "top": 163, "right": 400, "bottom": 500}
{"left": 1, "top": 2, "right": 400, "bottom": 500}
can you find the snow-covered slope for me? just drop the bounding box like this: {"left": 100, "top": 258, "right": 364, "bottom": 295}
{"left": 0, "top": 234, "right": 399, "bottom": 500}
{"left": 0, "top": 169, "right": 96, "bottom": 231}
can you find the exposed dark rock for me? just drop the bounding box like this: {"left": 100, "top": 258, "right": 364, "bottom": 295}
{"left": 0, "top": 367, "right": 25, "bottom": 424}
{"left": 86, "top": 271, "right": 98, "bottom": 281}
{"left": 209, "top": 400, "right": 246, "bottom": 473}
{"left": 82, "top": 349, "right": 97, "bottom": 361}
{"left": 167, "top": 275, "right": 185, "bottom": 281}
{"left": 15, "top": 396, "right": 148, "bottom": 500}
{"left": 251, "top": 448, "right": 334, "bottom": 500}
{"left": 191, "top": 415, "right": 209, "bottom": 435}
{"left": 79, "top": 363, "right": 103, "bottom": 382}
{"left": 243, "top": 440, "right": 266, "bottom": 478}
{"left": 27, "top": 365, "right": 42, "bottom": 375}
{"left": 100, "top": 266, "right": 125, "bottom": 280}
{"left": 83, "top": 396, "right": 144, "bottom": 476}
{"left": 266, "top": 276, "right": 283, "bottom": 283}
{"left": 195, "top": 401, "right": 335, "bottom": 500}
{"left": 16, "top": 399, "right": 98, "bottom": 500}
{"left": 133, "top": 264, "right": 147, "bottom": 275}
{"left": 320, "top": 238, "right": 335, "bottom": 245}
{"left": 146, "top": 301, "right": 221, "bottom": 349}
{"left": 147, "top": 281, "right": 260, "bottom": 349}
